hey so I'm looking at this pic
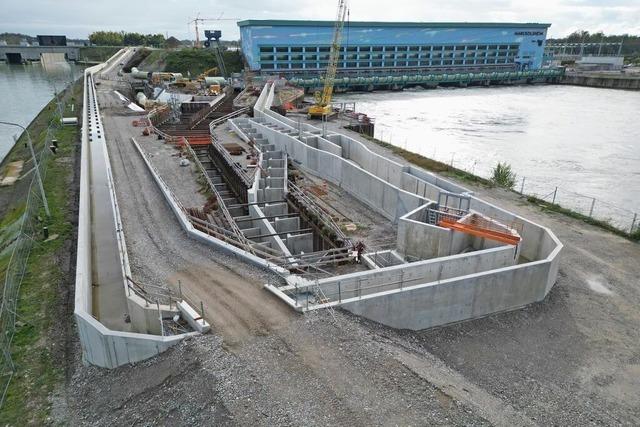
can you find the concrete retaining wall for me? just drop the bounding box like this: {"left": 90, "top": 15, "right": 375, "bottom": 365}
{"left": 338, "top": 197, "right": 561, "bottom": 329}
{"left": 253, "top": 82, "right": 563, "bottom": 330}
{"left": 340, "top": 258, "right": 553, "bottom": 330}
{"left": 249, "top": 119, "right": 427, "bottom": 222}
{"left": 560, "top": 74, "right": 640, "bottom": 90}
{"left": 299, "top": 245, "right": 518, "bottom": 302}
{"left": 75, "top": 50, "right": 199, "bottom": 369}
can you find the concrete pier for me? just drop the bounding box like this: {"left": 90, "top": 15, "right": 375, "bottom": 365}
{"left": 560, "top": 72, "right": 640, "bottom": 90}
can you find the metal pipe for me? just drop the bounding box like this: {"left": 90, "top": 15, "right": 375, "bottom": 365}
{"left": 233, "top": 213, "right": 299, "bottom": 223}
{"left": 249, "top": 228, "right": 313, "bottom": 240}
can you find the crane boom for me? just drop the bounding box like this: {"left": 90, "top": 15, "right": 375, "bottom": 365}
{"left": 308, "top": 0, "right": 348, "bottom": 118}
{"left": 189, "top": 15, "right": 239, "bottom": 48}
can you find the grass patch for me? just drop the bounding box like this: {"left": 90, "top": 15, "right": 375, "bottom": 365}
{"left": 526, "top": 195, "right": 639, "bottom": 241}
{"left": 0, "top": 81, "right": 80, "bottom": 424}
{"left": 137, "top": 49, "right": 167, "bottom": 71}
{"left": 362, "top": 134, "right": 491, "bottom": 186}
{"left": 163, "top": 48, "right": 243, "bottom": 76}
{"left": 0, "top": 202, "right": 25, "bottom": 229}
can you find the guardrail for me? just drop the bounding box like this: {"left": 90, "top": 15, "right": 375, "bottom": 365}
{"left": 209, "top": 132, "right": 254, "bottom": 187}
{"left": 189, "top": 93, "right": 226, "bottom": 129}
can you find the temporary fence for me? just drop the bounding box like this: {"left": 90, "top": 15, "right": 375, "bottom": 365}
{"left": 0, "top": 114, "right": 62, "bottom": 408}
{"left": 380, "top": 139, "right": 639, "bottom": 238}
{"left": 516, "top": 177, "right": 638, "bottom": 235}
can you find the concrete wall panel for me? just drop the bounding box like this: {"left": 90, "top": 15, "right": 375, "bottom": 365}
{"left": 340, "top": 260, "right": 550, "bottom": 330}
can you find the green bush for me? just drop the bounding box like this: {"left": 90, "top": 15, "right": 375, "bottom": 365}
{"left": 491, "top": 162, "right": 517, "bottom": 189}
{"left": 164, "top": 49, "right": 243, "bottom": 76}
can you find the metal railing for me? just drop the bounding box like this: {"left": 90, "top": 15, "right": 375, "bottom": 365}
{"left": 515, "top": 177, "right": 638, "bottom": 236}
{"left": 392, "top": 144, "right": 639, "bottom": 238}
{"left": 210, "top": 127, "right": 254, "bottom": 187}
{"left": 287, "top": 180, "right": 352, "bottom": 248}
{"left": 182, "top": 137, "right": 254, "bottom": 254}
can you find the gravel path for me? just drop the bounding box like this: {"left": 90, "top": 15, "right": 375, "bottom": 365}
{"left": 135, "top": 133, "right": 208, "bottom": 209}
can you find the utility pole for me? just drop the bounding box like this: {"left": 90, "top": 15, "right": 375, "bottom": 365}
{"left": 0, "top": 121, "right": 50, "bottom": 217}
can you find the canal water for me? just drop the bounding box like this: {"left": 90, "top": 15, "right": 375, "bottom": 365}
{"left": 0, "top": 61, "right": 83, "bottom": 162}
{"left": 336, "top": 85, "right": 640, "bottom": 228}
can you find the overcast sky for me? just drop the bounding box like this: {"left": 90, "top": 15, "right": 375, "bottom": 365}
{"left": 2, "top": 0, "right": 639, "bottom": 40}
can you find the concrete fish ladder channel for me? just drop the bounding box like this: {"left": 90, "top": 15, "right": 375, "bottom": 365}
{"left": 244, "top": 82, "right": 563, "bottom": 330}
{"left": 74, "top": 49, "right": 206, "bottom": 369}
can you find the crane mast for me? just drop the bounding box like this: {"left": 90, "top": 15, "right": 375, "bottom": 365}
{"left": 308, "top": 0, "right": 348, "bottom": 119}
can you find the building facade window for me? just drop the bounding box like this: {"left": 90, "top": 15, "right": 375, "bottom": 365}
{"left": 256, "top": 42, "right": 522, "bottom": 71}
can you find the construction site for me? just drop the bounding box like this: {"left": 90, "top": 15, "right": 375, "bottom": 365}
{"left": 75, "top": 0, "right": 565, "bottom": 383}
{"left": 59, "top": 37, "right": 640, "bottom": 424}
{"left": 74, "top": 6, "right": 564, "bottom": 365}
{"left": 4, "top": 1, "right": 640, "bottom": 424}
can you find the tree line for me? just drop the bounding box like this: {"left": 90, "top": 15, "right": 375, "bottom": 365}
{"left": 88, "top": 31, "right": 166, "bottom": 47}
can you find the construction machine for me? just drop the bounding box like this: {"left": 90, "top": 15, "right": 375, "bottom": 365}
{"left": 197, "top": 66, "right": 220, "bottom": 81}
{"left": 307, "top": 0, "right": 348, "bottom": 119}
{"left": 188, "top": 14, "right": 239, "bottom": 48}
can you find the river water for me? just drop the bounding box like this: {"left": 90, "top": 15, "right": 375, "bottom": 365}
{"left": 0, "top": 61, "right": 83, "bottom": 162}
{"left": 336, "top": 85, "right": 640, "bottom": 229}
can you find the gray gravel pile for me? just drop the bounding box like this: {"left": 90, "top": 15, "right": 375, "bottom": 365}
{"left": 66, "top": 310, "right": 489, "bottom": 427}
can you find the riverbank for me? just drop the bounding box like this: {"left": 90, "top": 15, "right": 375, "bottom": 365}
{"left": 0, "top": 79, "right": 81, "bottom": 423}
{"left": 361, "top": 133, "right": 639, "bottom": 241}
{"left": 334, "top": 85, "right": 640, "bottom": 229}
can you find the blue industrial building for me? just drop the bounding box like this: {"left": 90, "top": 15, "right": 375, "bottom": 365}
{"left": 238, "top": 20, "right": 550, "bottom": 75}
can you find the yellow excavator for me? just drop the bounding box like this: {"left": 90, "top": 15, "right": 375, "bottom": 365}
{"left": 173, "top": 67, "right": 222, "bottom": 93}
{"left": 307, "top": 0, "right": 348, "bottom": 119}
{"left": 197, "top": 66, "right": 220, "bottom": 81}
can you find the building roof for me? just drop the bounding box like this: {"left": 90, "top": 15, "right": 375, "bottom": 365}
{"left": 237, "top": 20, "right": 551, "bottom": 29}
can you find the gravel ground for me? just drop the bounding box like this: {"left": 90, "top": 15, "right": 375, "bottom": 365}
{"left": 294, "top": 167, "right": 398, "bottom": 251}
{"left": 66, "top": 309, "right": 490, "bottom": 426}
{"left": 58, "top": 69, "right": 640, "bottom": 425}
{"left": 135, "top": 132, "right": 208, "bottom": 210}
